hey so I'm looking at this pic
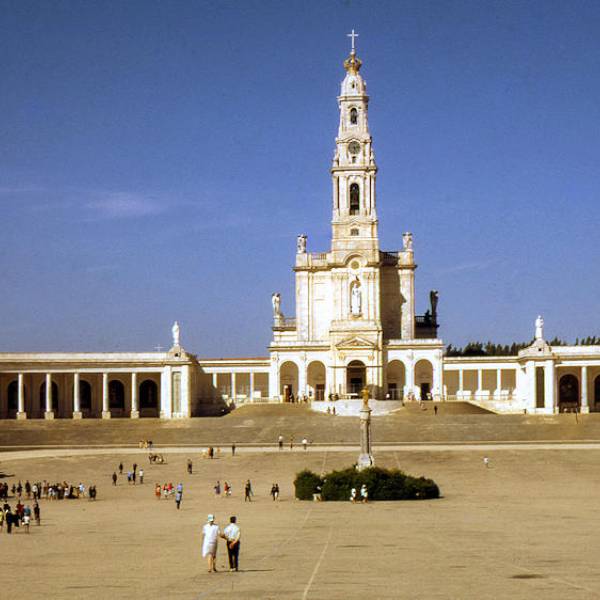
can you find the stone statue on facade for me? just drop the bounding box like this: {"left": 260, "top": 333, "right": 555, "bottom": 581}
{"left": 172, "top": 321, "right": 180, "bottom": 347}
{"left": 350, "top": 278, "right": 362, "bottom": 316}
{"left": 272, "top": 293, "right": 282, "bottom": 318}
{"left": 535, "top": 315, "right": 544, "bottom": 341}
{"left": 296, "top": 234, "right": 307, "bottom": 254}
{"left": 430, "top": 290, "right": 439, "bottom": 318}
{"left": 403, "top": 232, "right": 413, "bottom": 251}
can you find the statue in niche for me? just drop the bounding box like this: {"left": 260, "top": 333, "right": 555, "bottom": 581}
{"left": 172, "top": 321, "right": 180, "bottom": 347}
{"left": 403, "top": 232, "right": 413, "bottom": 251}
{"left": 296, "top": 234, "right": 307, "bottom": 254}
{"left": 350, "top": 278, "right": 362, "bottom": 316}
{"left": 271, "top": 293, "right": 281, "bottom": 317}
{"left": 429, "top": 290, "right": 439, "bottom": 318}
{"left": 535, "top": 315, "right": 544, "bottom": 340}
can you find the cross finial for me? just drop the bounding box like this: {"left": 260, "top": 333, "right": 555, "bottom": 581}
{"left": 347, "top": 29, "right": 359, "bottom": 52}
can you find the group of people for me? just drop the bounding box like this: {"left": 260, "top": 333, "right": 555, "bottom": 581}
{"left": 1, "top": 501, "right": 40, "bottom": 533}
{"left": 155, "top": 482, "right": 184, "bottom": 508}
{"left": 277, "top": 435, "right": 310, "bottom": 451}
{"left": 202, "top": 514, "right": 241, "bottom": 572}
{"left": 113, "top": 462, "right": 144, "bottom": 485}
{"left": 3, "top": 479, "right": 97, "bottom": 502}
{"left": 350, "top": 484, "right": 369, "bottom": 503}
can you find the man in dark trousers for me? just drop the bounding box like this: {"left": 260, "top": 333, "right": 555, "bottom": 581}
{"left": 222, "top": 516, "right": 241, "bottom": 572}
{"left": 112, "top": 472, "right": 118, "bottom": 486}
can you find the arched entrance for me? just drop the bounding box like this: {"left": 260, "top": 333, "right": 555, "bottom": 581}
{"left": 139, "top": 379, "right": 159, "bottom": 416}
{"left": 415, "top": 359, "right": 433, "bottom": 400}
{"left": 386, "top": 360, "right": 406, "bottom": 400}
{"left": 280, "top": 362, "right": 299, "bottom": 402}
{"left": 80, "top": 380, "right": 92, "bottom": 411}
{"left": 307, "top": 361, "right": 326, "bottom": 401}
{"left": 595, "top": 376, "right": 600, "bottom": 411}
{"left": 558, "top": 374, "right": 579, "bottom": 412}
{"left": 347, "top": 360, "right": 366, "bottom": 396}
{"left": 7, "top": 381, "right": 25, "bottom": 414}
{"left": 109, "top": 380, "right": 125, "bottom": 411}
{"left": 40, "top": 381, "right": 59, "bottom": 413}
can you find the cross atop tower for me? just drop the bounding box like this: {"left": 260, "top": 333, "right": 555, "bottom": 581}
{"left": 347, "top": 29, "right": 359, "bottom": 52}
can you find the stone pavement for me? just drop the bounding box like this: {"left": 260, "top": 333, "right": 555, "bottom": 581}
{"left": 2, "top": 447, "right": 600, "bottom": 599}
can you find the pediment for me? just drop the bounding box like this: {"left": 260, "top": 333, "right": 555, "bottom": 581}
{"left": 336, "top": 336, "right": 377, "bottom": 350}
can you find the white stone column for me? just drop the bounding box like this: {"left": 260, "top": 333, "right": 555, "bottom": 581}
{"left": 249, "top": 372, "right": 255, "bottom": 402}
{"left": 476, "top": 369, "right": 483, "bottom": 399}
{"left": 16, "top": 373, "right": 26, "bottom": 420}
{"left": 130, "top": 372, "right": 139, "bottom": 418}
{"left": 102, "top": 373, "right": 110, "bottom": 419}
{"left": 405, "top": 360, "right": 415, "bottom": 398}
{"left": 495, "top": 369, "right": 502, "bottom": 399}
{"left": 231, "top": 372, "right": 236, "bottom": 400}
{"left": 44, "top": 373, "right": 54, "bottom": 419}
{"left": 432, "top": 362, "right": 442, "bottom": 400}
{"left": 525, "top": 361, "right": 536, "bottom": 413}
{"left": 458, "top": 369, "right": 464, "bottom": 399}
{"left": 544, "top": 360, "right": 556, "bottom": 414}
{"left": 581, "top": 366, "right": 589, "bottom": 413}
{"left": 298, "top": 363, "right": 307, "bottom": 399}
{"left": 73, "top": 373, "right": 82, "bottom": 419}
{"left": 160, "top": 367, "right": 172, "bottom": 418}
{"left": 180, "top": 366, "right": 191, "bottom": 417}
{"left": 212, "top": 373, "right": 218, "bottom": 398}
{"left": 269, "top": 358, "right": 280, "bottom": 401}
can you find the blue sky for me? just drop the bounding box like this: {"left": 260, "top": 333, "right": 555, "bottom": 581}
{"left": 1, "top": 0, "right": 599, "bottom": 356}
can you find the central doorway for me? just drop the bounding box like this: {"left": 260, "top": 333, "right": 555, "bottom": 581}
{"left": 559, "top": 374, "right": 579, "bottom": 412}
{"left": 347, "top": 360, "right": 366, "bottom": 396}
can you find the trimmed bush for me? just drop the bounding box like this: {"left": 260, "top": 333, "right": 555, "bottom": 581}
{"left": 294, "top": 466, "right": 439, "bottom": 501}
{"left": 293, "top": 469, "right": 324, "bottom": 500}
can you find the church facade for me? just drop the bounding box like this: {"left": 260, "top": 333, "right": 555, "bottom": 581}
{"left": 1, "top": 44, "right": 599, "bottom": 419}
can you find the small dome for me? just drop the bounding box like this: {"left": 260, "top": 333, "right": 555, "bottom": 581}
{"left": 343, "top": 50, "right": 362, "bottom": 74}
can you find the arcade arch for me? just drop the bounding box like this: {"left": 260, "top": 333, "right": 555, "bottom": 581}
{"left": 307, "top": 361, "right": 326, "bottom": 401}
{"left": 347, "top": 360, "right": 366, "bottom": 395}
{"left": 415, "top": 359, "right": 434, "bottom": 400}
{"left": 558, "top": 374, "right": 579, "bottom": 412}
{"left": 280, "top": 361, "right": 299, "bottom": 401}
{"left": 386, "top": 360, "right": 405, "bottom": 400}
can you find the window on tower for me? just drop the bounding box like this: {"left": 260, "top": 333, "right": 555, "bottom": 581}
{"left": 350, "top": 108, "right": 358, "bottom": 125}
{"left": 350, "top": 228, "right": 359, "bottom": 236}
{"left": 349, "top": 183, "right": 360, "bottom": 215}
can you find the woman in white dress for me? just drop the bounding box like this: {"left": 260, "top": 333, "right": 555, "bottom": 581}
{"left": 202, "top": 514, "right": 221, "bottom": 572}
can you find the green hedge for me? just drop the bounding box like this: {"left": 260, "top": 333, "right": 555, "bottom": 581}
{"left": 294, "top": 466, "right": 439, "bottom": 501}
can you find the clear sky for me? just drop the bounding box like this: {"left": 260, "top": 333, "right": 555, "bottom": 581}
{"left": 1, "top": 0, "right": 599, "bottom": 356}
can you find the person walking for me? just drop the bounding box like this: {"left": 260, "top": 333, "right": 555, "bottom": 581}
{"left": 231, "top": 443, "right": 236, "bottom": 457}
{"left": 155, "top": 483, "right": 161, "bottom": 500}
{"left": 175, "top": 488, "right": 183, "bottom": 510}
{"left": 289, "top": 436, "right": 294, "bottom": 450}
{"left": 222, "top": 516, "right": 241, "bottom": 572}
{"left": 350, "top": 487, "right": 357, "bottom": 503}
{"left": 224, "top": 482, "right": 231, "bottom": 497}
{"left": 202, "top": 515, "right": 220, "bottom": 573}
{"left": 118, "top": 462, "right": 123, "bottom": 475}
{"left": 270, "top": 483, "right": 279, "bottom": 501}
{"left": 360, "top": 484, "right": 368, "bottom": 503}
{"left": 139, "top": 468, "right": 144, "bottom": 484}
{"left": 214, "top": 481, "right": 221, "bottom": 498}
{"left": 278, "top": 435, "right": 283, "bottom": 450}
{"left": 187, "top": 459, "right": 193, "bottom": 475}
{"left": 302, "top": 437, "right": 308, "bottom": 451}
{"left": 33, "top": 502, "right": 40, "bottom": 525}
{"left": 244, "top": 480, "right": 253, "bottom": 502}
{"left": 112, "top": 472, "right": 118, "bottom": 486}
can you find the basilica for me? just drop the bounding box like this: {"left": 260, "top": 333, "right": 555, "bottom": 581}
{"left": 1, "top": 43, "right": 599, "bottom": 419}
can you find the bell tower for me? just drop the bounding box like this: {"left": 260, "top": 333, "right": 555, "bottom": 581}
{"left": 331, "top": 34, "right": 379, "bottom": 260}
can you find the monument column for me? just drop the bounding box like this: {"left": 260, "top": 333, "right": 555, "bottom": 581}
{"left": 73, "top": 373, "right": 83, "bottom": 419}
{"left": 230, "top": 372, "right": 236, "bottom": 400}
{"left": 102, "top": 373, "right": 111, "bottom": 419}
{"left": 130, "top": 372, "right": 139, "bottom": 418}
{"left": 212, "top": 373, "right": 218, "bottom": 398}
{"left": 44, "top": 373, "right": 54, "bottom": 419}
{"left": 16, "top": 373, "right": 26, "bottom": 420}
{"left": 581, "top": 366, "right": 589, "bottom": 413}
{"left": 249, "top": 372, "right": 255, "bottom": 402}
{"left": 160, "top": 367, "right": 172, "bottom": 418}
{"left": 458, "top": 369, "right": 464, "bottom": 399}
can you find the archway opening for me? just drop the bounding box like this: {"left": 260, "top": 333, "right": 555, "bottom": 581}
{"left": 349, "top": 183, "right": 360, "bottom": 215}
{"left": 109, "top": 380, "right": 125, "bottom": 411}
{"left": 595, "top": 375, "right": 600, "bottom": 411}
{"left": 280, "top": 362, "right": 299, "bottom": 402}
{"left": 415, "top": 359, "right": 434, "bottom": 400}
{"left": 139, "top": 379, "right": 159, "bottom": 416}
{"left": 7, "top": 381, "right": 25, "bottom": 415}
{"left": 347, "top": 360, "right": 366, "bottom": 396}
{"left": 80, "top": 380, "right": 92, "bottom": 411}
{"left": 307, "top": 361, "right": 326, "bottom": 401}
{"left": 386, "top": 360, "right": 406, "bottom": 400}
{"left": 558, "top": 374, "right": 579, "bottom": 412}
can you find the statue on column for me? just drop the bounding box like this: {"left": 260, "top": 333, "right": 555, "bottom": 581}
{"left": 271, "top": 293, "right": 282, "bottom": 318}
{"left": 403, "top": 232, "right": 413, "bottom": 251}
{"left": 296, "top": 234, "right": 307, "bottom": 254}
{"left": 350, "top": 278, "right": 362, "bottom": 316}
{"left": 172, "top": 321, "right": 180, "bottom": 347}
{"left": 535, "top": 315, "right": 544, "bottom": 341}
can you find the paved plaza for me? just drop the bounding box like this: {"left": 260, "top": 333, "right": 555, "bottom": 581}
{"left": 2, "top": 442, "right": 600, "bottom": 599}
